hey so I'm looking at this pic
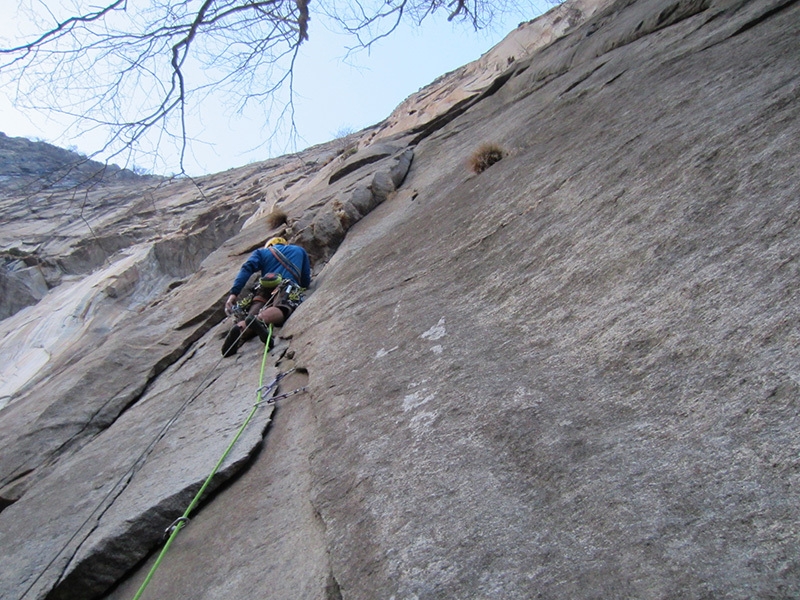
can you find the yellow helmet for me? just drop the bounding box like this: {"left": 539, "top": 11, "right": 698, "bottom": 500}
{"left": 264, "top": 237, "right": 287, "bottom": 248}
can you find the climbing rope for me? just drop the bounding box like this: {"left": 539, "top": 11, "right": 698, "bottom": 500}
{"left": 131, "top": 324, "right": 305, "bottom": 600}
{"left": 17, "top": 317, "right": 278, "bottom": 600}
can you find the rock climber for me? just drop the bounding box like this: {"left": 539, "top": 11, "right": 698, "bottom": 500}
{"left": 221, "top": 237, "right": 311, "bottom": 357}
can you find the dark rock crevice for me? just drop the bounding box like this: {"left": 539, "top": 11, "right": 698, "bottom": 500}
{"left": 328, "top": 153, "right": 391, "bottom": 185}
{"left": 406, "top": 64, "right": 525, "bottom": 146}
{"left": 514, "top": 0, "right": 714, "bottom": 101}
{"left": 560, "top": 61, "right": 609, "bottom": 96}
{"left": 46, "top": 484, "right": 203, "bottom": 600}
{"left": 0, "top": 468, "right": 31, "bottom": 513}
{"left": 152, "top": 211, "right": 248, "bottom": 279}
{"left": 605, "top": 0, "right": 713, "bottom": 51}
{"left": 0, "top": 259, "right": 52, "bottom": 320}
{"left": 174, "top": 303, "right": 225, "bottom": 331}
{"left": 409, "top": 95, "right": 480, "bottom": 146}
{"left": 728, "top": 0, "right": 799, "bottom": 37}
{"left": 325, "top": 572, "right": 343, "bottom": 600}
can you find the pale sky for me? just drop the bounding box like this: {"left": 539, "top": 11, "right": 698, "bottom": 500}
{"left": 0, "top": 2, "right": 551, "bottom": 176}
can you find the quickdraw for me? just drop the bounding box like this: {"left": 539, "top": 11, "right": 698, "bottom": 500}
{"left": 163, "top": 516, "right": 190, "bottom": 540}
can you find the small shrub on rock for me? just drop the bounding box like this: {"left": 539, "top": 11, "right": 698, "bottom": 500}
{"left": 332, "top": 199, "right": 351, "bottom": 229}
{"left": 339, "top": 143, "right": 358, "bottom": 160}
{"left": 267, "top": 209, "right": 288, "bottom": 229}
{"left": 468, "top": 143, "right": 505, "bottom": 174}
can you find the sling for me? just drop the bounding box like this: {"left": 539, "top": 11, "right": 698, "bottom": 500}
{"left": 268, "top": 245, "right": 303, "bottom": 285}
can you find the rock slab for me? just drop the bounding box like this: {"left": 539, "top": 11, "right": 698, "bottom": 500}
{"left": 1, "top": 0, "right": 799, "bottom": 598}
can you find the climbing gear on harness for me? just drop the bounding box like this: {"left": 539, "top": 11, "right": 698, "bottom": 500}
{"left": 231, "top": 279, "right": 304, "bottom": 322}
{"left": 228, "top": 294, "right": 252, "bottom": 322}
{"left": 259, "top": 272, "right": 282, "bottom": 288}
{"left": 285, "top": 283, "right": 303, "bottom": 303}
{"left": 222, "top": 269, "right": 305, "bottom": 357}
{"left": 229, "top": 275, "right": 293, "bottom": 322}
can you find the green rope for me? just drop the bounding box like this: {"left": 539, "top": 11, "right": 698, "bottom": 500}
{"left": 132, "top": 324, "right": 274, "bottom": 600}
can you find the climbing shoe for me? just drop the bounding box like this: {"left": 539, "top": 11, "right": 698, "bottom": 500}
{"left": 245, "top": 316, "right": 273, "bottom": 348}
{"left": 221, "top": 325, "right": 242, "bottom": 357}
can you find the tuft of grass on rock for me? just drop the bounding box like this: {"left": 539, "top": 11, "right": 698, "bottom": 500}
{"left": 267, "top": 209, "right": 288, "bottom": 229}
{"left": 468, "top": 143, "right": 505, "bottom": 174}
{"left": 339, "top": 144, "right": 358, "bottom": 160}
{"left": 332, "top": 199, "right": 351, "bottom": 229}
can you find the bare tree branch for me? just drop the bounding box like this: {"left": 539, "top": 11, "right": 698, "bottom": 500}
{"left": 0, "top": 0, "right": 519, "bottom": 175}
{"left": 0, "top": 0, "right": 127, "bottom": 56}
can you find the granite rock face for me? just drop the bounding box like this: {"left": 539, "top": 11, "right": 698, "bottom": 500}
{"left": 0, "top": 132, "right": 139, "bottom": 192}
{"left": 2, "top": 0, "right": 800, "bottom": 598}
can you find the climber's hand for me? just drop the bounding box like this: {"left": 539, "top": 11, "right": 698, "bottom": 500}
{"left": 224, "top": 294, "right": 237, "bottom": 315}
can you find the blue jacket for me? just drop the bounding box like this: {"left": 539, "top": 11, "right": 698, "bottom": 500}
{"left": 230, "top": 244, "right": 311, "bottom": 295}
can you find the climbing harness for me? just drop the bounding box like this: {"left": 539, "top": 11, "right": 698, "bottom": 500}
{"left": 131, "top": 327, "right": 307, "bottom": 600}
{"left": 228, "top": 276, "right": 305, "bottom": 325}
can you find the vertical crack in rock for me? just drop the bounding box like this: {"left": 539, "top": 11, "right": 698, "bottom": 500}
{"left": 49, "top": 440, "right": 269, "bottom": 600}
{"left": 43, "top": 366, "right": 266, "bottom": 600}
{"left": 38, "top": 371, "right": 228, "bottom": 598}
{"left": 325, "top": 572, "right": 343, "bottom": 600}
